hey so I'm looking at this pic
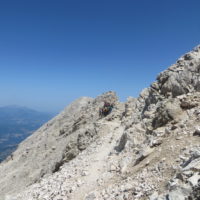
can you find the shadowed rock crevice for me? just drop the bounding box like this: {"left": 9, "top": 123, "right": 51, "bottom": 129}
{"left": 114, "top": 132, "right": 127, "bottom": 152}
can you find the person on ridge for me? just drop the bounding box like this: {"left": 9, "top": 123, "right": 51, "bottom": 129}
{"left": 99, "top": 101, "right": 113, "bottom": 117}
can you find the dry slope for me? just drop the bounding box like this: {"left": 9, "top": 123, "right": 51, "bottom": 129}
{"left": 1, "top": 45, "right": 200, "bottom": 200}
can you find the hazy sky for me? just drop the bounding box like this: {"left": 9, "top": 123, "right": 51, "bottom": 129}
{"left": 0, "top": 0, "right": 200, "bottom": 112}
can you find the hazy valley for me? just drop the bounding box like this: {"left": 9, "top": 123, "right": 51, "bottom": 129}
{"left": 0, "top": 106, "right": 53, "bottom": 162}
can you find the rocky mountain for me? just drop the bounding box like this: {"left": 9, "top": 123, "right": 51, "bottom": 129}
{"left": 0, "top": 106, "right": 53, "bottom": 162}
{"left": 1, "top": 45, "right": 200, "bottom": 200}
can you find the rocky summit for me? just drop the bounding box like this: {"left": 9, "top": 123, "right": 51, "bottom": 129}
{"left": 1, "top": 46, "right": 200, "bottom": 200}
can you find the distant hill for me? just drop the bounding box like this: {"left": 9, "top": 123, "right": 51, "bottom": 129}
{"left": 0, "top": 105, "right": 54, "bottom": 162}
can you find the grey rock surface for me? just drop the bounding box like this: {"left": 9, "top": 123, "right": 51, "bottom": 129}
{"left": 1, "top": 46, "right": 200, "bottom": 200}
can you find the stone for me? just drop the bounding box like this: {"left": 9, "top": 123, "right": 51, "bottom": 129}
{"left": 187, "top": 172, "right": 200, "bottom": 187}
{"left": 114, "top": 132, "right": 127, "bottom": 152}
{"left": 193, "top": 126, "right": 200, "bottom": 136}
{"left": 167, "top": 189, "right": 187, "bottom": 200}
{"left": 149, "top": 192, "right": 159, "bottom": 200}
{"left": 81, "top": 170, "right": 89, "bottom": 176}
{"left": 134, "top": 147, "right": 154, "bottom": 166}
{"left": 85, "top": 193, "right": 96, "bottom": 200}
{"left": 150, "top": 139, "right": 162, "bottom": 147}
{"left": 110, "top": 164, "right": 117, "bottom": 172}
{"left": 152, "top": 99, "right": 186, "bottom": 129}
{"left": 52, "top": 146, "right": 56, "bottom": 150}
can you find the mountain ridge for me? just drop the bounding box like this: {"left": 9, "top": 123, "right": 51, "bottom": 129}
{"left": 1, "top": 45, "right": 200, "bottom": 200}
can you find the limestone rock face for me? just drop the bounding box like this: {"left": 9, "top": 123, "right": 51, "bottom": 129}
{"left": 1, "top": 46, "right": 200, "bottom": 200}
{"left": 157, "top": 45, "right": 200, "bottom": 97}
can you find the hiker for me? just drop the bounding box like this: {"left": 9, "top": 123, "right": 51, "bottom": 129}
{"left": 99, "top": 101, "right": 113, "bottom": 117}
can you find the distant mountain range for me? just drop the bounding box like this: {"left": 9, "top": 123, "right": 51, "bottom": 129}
{"left": 0, "top": 105, "right": 54, "bottom": 162}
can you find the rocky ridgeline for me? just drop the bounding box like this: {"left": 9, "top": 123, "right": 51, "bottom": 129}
{"left": 1, "top": 45, "right": 200, "bottom": 200}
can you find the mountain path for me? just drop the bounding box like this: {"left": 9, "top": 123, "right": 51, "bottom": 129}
{"left": 71, "top": 120, "right": 124, "bottom": 200}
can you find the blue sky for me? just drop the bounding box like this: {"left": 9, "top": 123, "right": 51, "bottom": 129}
{"left": 0, "top": 0, "right": 200, "bottom": 112}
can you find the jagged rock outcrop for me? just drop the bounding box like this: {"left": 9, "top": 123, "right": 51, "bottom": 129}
{"left": 1, "top": 46, "right": 200, "bottom": 200}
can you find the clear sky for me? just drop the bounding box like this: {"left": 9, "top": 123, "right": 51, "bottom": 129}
{"left": 0, "top": 0, "right": 200, "bottom": 113}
